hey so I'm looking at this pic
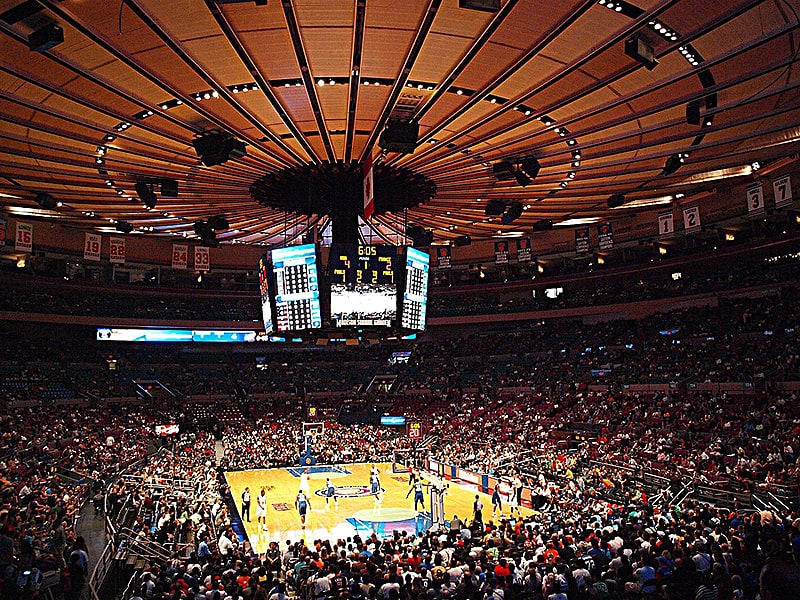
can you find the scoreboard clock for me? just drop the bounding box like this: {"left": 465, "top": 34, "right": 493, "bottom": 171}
{"left": 330, "top": 244, "right": 398, "bottom": 327}
{"left": 408, "top": 422, "right": 421, "bottom": 439}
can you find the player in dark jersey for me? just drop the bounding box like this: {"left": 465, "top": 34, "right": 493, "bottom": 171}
{"left": 324, "top": 477, "right": 337, "bottom": 510}
{"left": 296, "top": 490, "right": 310, "bottom": 529}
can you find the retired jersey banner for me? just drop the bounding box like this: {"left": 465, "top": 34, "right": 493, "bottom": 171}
{"left": 658, "top": 212, "right": 675, "bottom": 237}
{"left": 746, "top": 183, "right": 764, "bottom": 215}
{"left": 194, "top": 245, "right": 210, "bottom": 272}
{"left": 15, "top": 222, "right": 32, "bottom": 252}
{"left": 494, "top": 241, "right": 509, "bottom": 264}
{"left": 575, "top": 228, "right": 590, "bottom": 254}
{"left": 172, "top": 244, "right": 188, "bottom": 269}
{"left": 598, "top": 223, "right": 613, "bottom": 251}
{"left": 773, "top": 175, "right": 793, "bottom": 208}
{"left": 516, "top": 237, "right": 532, "bottom": 262}
{"left": 0, "top": 216, "right": 7, "bottom": 247}
{"left": 109, "top": 237, "right": 126, "bottom": 264}
{"left": 435, "top": 245, "right": 451, "bottom": 270}
{"left": 683, "top": 206, "right": 701, "bottom": 233}
{"left": 84, "top": 233, "right": 101, "bottom": 261}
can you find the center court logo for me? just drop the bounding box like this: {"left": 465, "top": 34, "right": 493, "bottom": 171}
{"left": 314, "top": 485, "right": 384, "bottom": 499}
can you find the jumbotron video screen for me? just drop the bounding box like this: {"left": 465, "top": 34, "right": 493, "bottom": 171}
{"left": 402, "top": 246, "right": 430, "bottom": 331}
{"left": 330, "top": 244, "right": 397, "bottom": 327}
{"left": 271, "top": 244, "right": 322, "bottom": 331}
{"left": 257, "top": 253, "right": 274, "bottom": 334}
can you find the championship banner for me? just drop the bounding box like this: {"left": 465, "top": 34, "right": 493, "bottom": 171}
{"left": 683, "top": 206, "right": 701, "bottom": 233}
{"left": 109, "top": 237, "right": 126, "bottom": 264}
{"left": 84, "top": 233, "right": 101, "bottom": 261}
{"left": 746, "top": 183, "right": 764, "bottom": 215}
{"left": 363, "top": 152, "right": 374, "bottom": 219}
{"left": 575, "top": 228, "right": 590, "bottom": 254}
{"left": 773, "top": 175, "right": 793, "bottom": 208}
{"left": 494, "top": 241, "right": 509, "bottom": 264}
{"left": 435, "top": 245, "right": 451, "bottom": 269}
{"left": 598, "top": 222, "right": 613, "bottom": 250}
{"left": 0, "top": 216, "right": 6, "bottom": 247}
{"left": 194, "top": 245, "right": 210, "bottom": 272}
{"left": 15, "top": 222, "right": 32, "bottom": 252}
{"left": 516, "top": 237, "right": 532, "bottom": 262}
{"left": 172, "top": 244, "right": 188, "bottom": 269}
{"left": 658, "top": 212, "right": 675, "bottom": 237}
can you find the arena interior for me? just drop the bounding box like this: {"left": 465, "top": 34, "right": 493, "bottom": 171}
{"left": 1, "top": 1, "right": 800, "bottom": 600}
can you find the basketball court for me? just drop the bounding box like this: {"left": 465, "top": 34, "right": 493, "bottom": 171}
{"left": 225, "top": 462, "right": 530, "bottom": 553}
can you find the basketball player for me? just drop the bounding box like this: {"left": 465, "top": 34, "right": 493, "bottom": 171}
{"left": 406, "top": 479, "right": 425, "bottom": 511}
{"left": 296, "top": 489, "right": 310, "bottom": 529}
{"left": 370, "top": 467, "right": 382, "bottom": 507}
{"left": 256, "top": 486, "right": 268, "bottom": 531}
{"left": 324, "top": 477, "right": 337, "bottom": 510}
{"left": 508, "top": 481, "right": 521, "bottom": 519}
{"left": 491, "top": 483, "right": 503, "bottom": 518}
{"left": 241, "top": 487, "right": 251, "bottom": 522}
{"left": 299, "top": 468, "right": 311, "bottom": 497}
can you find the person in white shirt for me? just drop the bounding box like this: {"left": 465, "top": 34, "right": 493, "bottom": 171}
{"left": 256, "top": 487, "right": 268, "bottom": 531}
{"left": 218, "top": 530, "right": 235, "bottom": 558}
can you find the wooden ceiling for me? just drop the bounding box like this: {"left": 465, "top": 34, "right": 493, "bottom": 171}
{"left": 0, "top": 0, "right": 798, "bottom": 247}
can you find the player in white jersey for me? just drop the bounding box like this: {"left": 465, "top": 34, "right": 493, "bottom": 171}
{"left": 256, "top": 487, "right": 268, "bottom": 531}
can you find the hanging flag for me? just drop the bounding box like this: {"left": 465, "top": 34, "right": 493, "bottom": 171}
{"left": 194, "top": 246, "right": 210, "bottom": 272}
{"left": 772, "top": 175, "right": 793, "bottom": 208}
{"left": 598, "top": 223, "right": 613, "bottom": 250}
{"left": 745, "top": 183, "right": 764, "bottom": 215}
{"left": 494, "top": 241, "right": 509, "bottom": 264}
{"left": 436, "top": 245, "right": 451, "bottom": 269}
{"left": 516, "top": 237, "right": 532, "bottom": 262}
{"left": 172, "top": 244, "right": 188, "bottom": 269}
{"left": 109, "top": 237, "right": 126, "bottom": 264}
{"left": 0, "top": 216, "right": 7, "bottom": 247}
{"left": 363, "top": 152, "right": 374, "bottom": 219}
{"left": 658, "top": 212, "right": 675, "bottom": 237}
{"left": 575, "top": 228, "right": 590, "bottom": 254}
{"left": 683, "top": 206, "right": 701, "bottom": 233}
{"left": 15, "top": 222, "right": 32, "bottom": 252}
{"left": 84, "top": 233, "right": 101, "bottom": 261}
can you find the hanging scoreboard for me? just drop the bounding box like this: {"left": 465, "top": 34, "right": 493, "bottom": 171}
{"left": 330, "top": 244, "right": 397, "bottom": 327}
{"left": 402, "top": 246, "right": 430, "bottom": 330}
{"left": 257, "top": 254, "right": 274, "bottom": 334}
{"left": 271, "top": 244, "right": 322, "bottom": 331}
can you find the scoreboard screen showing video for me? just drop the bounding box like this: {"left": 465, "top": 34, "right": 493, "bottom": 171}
{"left": 330, "top": 244, "right": 397, "bottom": 327}
{"left": 271, "top": 244, "right": 322, "bottom": 331}
{"left": 402, "top": 246, "right": 430, "bottom": 330}
{"left": 257, "top": 254, "right": 274, "bottom": 334}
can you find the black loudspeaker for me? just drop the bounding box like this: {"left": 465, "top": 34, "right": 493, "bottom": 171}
{"left": 28, "top": 23, "right": 63, "bottom": 53}
{"left": 607, "top": 194, "right": 626, "bottom": 208}
{"left": 193, "top": 132, "right": 247, "bottom": 166}
{"left": 624, "top": 35, "right": 657, "bottom": 70}
{"left": 502, "top": 202, "right": 523, "bottom": 224}
{"left": 115, "top": 221, "right": 134, "bottom": 234}
{"left": 532, "top": 219, "right": 553, "bottom": 231}
{"left": 519, "top": 157, "right": 541, "bottom": 179}
{"left": 453, "top": 235, "right": 472, "bottom": 246}
{"left": 207, "top": 215, "right": 229, "bottom": 230}
{"left": 407, "top": 225, "right": 433, "bottom": 247}
{"left": 458, "top": 0, "right": 500, "bottom": 12}
{"left": 160, "top": 179, "right": 179, "bottom": 197}
{"left": 492, "top": 161, "right": 516, "bottom": 181}
{"left": 135, "top": 181, "right": 157, "bottom": 209}
{"left": 686, "top": 101, "right": 701, "bottom": 126}
{"left": 34, "top": 193, "right": 58, "bottom": 209}
{"left": 485, "top": 200, "right": 506, "bottom": 216}
{"left": 378, "top": 120, "right": 419, "bottom": 154}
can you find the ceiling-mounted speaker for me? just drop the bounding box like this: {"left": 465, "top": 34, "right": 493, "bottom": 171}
{"left": 485, "top": 200, "right": 506, "bottom": 216}
{"left": 34, "top": 192, "right": 58, "bottom": 209}
{"left": 492, "top": 161, "right": 516, "bottom": 181}
{"left": 193, "top": 131, "right": 247, "bottom": 166}
{"left": 458, "top": 0, "right": 500, "bottom": 12}
{"left": 207, "top": 215, "right": 229, "bottom": 231}
{"left": 378, "top": 119, "right": 419, "bottom": 154}
{"left": 28, "top": 23, "right": 63, "bottom": 53}
{"left": 532, "top": 219, "right": 553, "bottom": 231}
{"left": 407, "top": 225, "right": 433, "bottom": 247}
{"left": 135, "top": 180, "right": 157, "bottom": 209}
{"left": 624, "top": 34, "right": 658, "bottom": 71}
{"left": 519, "top": 157, "right": 541, "bottom": 179}
{"left": 607, "top": 194, "right": 626, "bottom": 208}
{"left": 160, "top": 178, "right": 179, "bottom": 197}
{"left": 453, "top": 235, "right": 472, "bottom": 246}
{"left": 502, "top": 202, "right": 523, "bottom": 224}
{"left": 115, "top": 221, "right": 133, "bottom": 234}
{"left": 686, "top": 101, "right": 701, "bottom": 126}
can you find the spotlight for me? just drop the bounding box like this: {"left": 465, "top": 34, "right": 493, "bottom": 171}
{"left": 34, "top": 193, "right": 58, "bottom": 209}
{"left": 135, "top": 180, "right": 157, "bottom": 209}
